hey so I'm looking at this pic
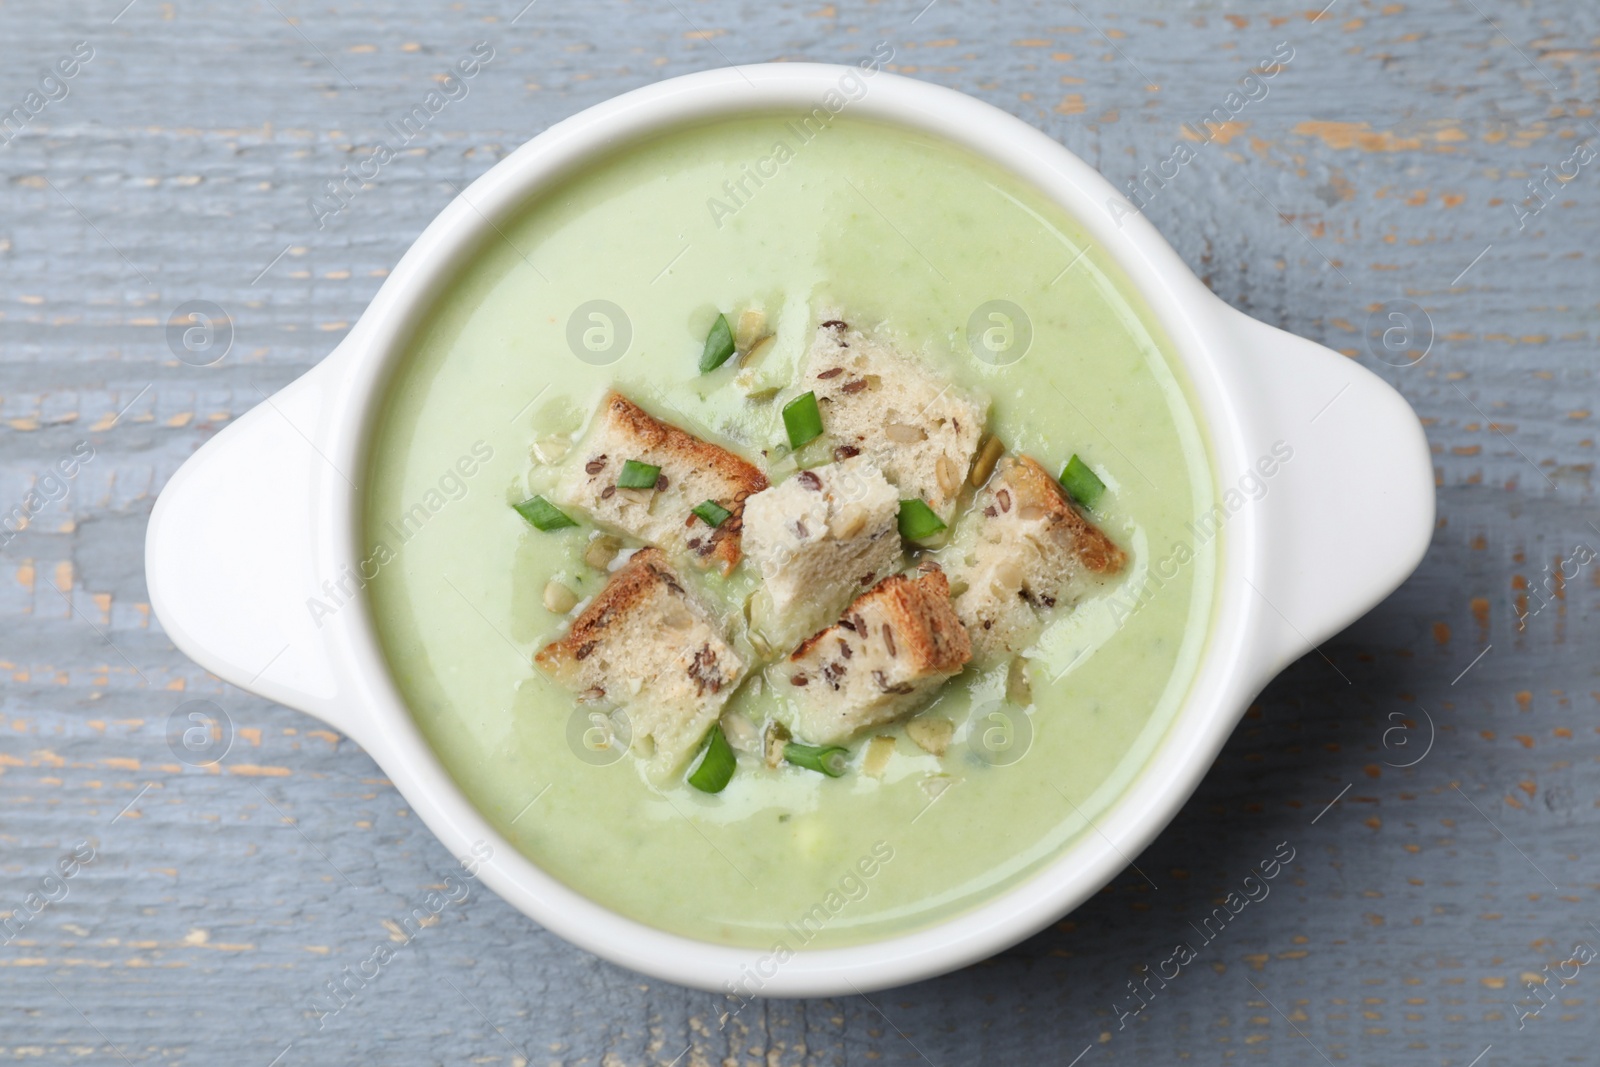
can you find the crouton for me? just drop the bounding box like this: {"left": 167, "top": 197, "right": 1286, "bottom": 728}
{"left": 557, "top": 393, "right": 768, "bottom": 575}
{"left": 785, "top": 569, "right": 971, "bottom": 744}
{"left": 948, "top": 455, "right": 1126, "bottom": 662}
{"left": 741, "top": 456, "right": 904, "bottom": 651}
{"left": 801, "top": 319, "right": 988, "bottom": 522}
{"left": 534, "top": 548, "right": 746, "bottom": 775}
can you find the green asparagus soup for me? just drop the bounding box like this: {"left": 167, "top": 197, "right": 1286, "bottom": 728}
{"left": 363, "top": 113, "right": 1215, "bottom": 949}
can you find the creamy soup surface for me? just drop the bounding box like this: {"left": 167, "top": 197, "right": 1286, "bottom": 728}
{"left": 363, "top": 112, "right": 1216, "bottom": 949}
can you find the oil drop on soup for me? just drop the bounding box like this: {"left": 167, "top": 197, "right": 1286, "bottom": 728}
{"left": 364, "top": 115, "right": 1215, "bottom": 949}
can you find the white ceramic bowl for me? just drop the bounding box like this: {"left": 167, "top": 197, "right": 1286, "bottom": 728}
{"left": 146, "top": 64, "right": 1432, "bottom": 996}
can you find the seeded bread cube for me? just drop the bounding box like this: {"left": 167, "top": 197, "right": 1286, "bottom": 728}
{"left": 742, "top": 456, "right": 904, "bottom": 651}
{"left": 557, "top": 392, "right": 768, "bottom": 575}
{"left": 785, "top": 568, "right": 971, "bottom": 745}
{"left": 948, "top": 455, "right": 1126, "bottom": 662}
{"left": 534, "top": 548, "right": 746, "bottom": 776}
{"left": 801, "top": 319, "right": 988, "bottom": 523}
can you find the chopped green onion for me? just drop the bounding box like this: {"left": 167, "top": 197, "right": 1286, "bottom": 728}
{"left": 897, "top": 498, "right": 947, "bottom": 541}
{"left": 687, "top": 724, "right": 736, "bottom": 793}
{"left": 692, "top": 499, "right": 732, "bottom": 528}
{"left": 616, "top": 459, "right": 662, "bottom": 489}
{"left": 782, "top": 391, "right": 823, "bottom": 449}
{"left": 699, "top": 313, "right": 736, "bottom": 373}
{"left": 793, "top": 437, "right": 835, "bottom": 470}
{"left": 1059, "top": 454, "right": 1106, "bottom": 508}
{"left": 513, "top": 495, "right": 577, "bottom": 531}
{"left": 783, "top": 742, "right": 850, "bottom": 778}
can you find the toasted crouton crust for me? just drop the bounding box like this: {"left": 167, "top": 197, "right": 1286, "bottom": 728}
{"left": 535, "top": 548, "right": 746, "bottom": 775}
{"left": 601, "top": 393, "right": 763, "bottom": 501}
{"left": 786, "top": 569, "right": 971, "bottom": 744}
{"left": 557, "top": 393, "right": 768, "bottom": 574}
{"left": 950, "top": 455, "right": 1126, "bottom": 661}
{"left": 1000, "top": 455, "right": 1125, "bottom": 573}
{"left": 535, "top": 548, "right": 680, "bottom": 671}
{"left": 792, "top": 569, "right": 969, "bottom": 670}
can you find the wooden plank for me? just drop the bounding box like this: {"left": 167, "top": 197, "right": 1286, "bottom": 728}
{"left": 2, "top": 0, "right": 1596, "bottom": 1063}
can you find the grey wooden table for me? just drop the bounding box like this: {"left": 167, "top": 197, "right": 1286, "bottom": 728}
{"left": 3, "top": 0, "right": 1596, "bottom": 1063}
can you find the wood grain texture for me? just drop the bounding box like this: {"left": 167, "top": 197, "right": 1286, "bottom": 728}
{"left": 2, "top": 0, "right": 1597, "bottom": 1063}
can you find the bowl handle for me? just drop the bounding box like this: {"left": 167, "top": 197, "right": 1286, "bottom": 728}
{"left": 1217, "top": 306, "right": 1434, "bottom": 682}
{"left": 146, "top": 354, "right": 372, "bottom": 748}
